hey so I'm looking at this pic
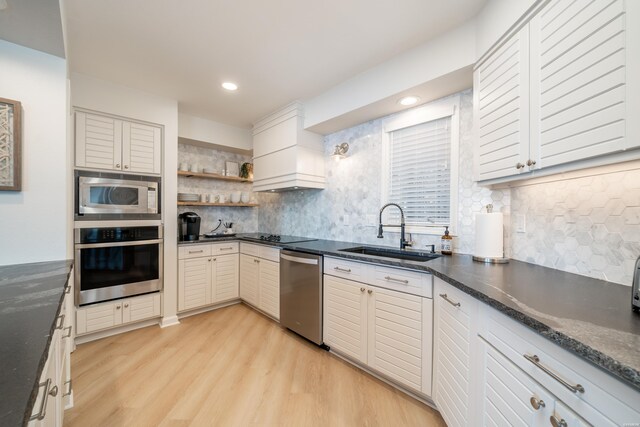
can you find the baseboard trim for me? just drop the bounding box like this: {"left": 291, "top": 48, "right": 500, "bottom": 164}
{"left": 177, "top": 299, "right": 242, "bottom": 319}
{"left": 159, "top": 315, "right": 180, "bottom": 328}
{"left": 75, "top": 318, "right": 160, "bottom": 344}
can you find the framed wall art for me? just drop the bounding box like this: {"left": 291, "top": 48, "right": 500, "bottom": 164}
{"left": 0, "top": 97, "right": 22, "bottom": 191}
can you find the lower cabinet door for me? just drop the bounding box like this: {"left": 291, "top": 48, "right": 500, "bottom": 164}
{"left": 213, "top": 254, "right": 239, "bottom": 302}
{"left": 28, "top": 335, "right": 61, "bottom": 426}
{"left": 258, "top": 259, "right": 279, "bottom": 319}
{"left": 482, "top": 342, "right": 554, "bottom": 426}
{"left": 178, "top": 257, "right": 212, "bottom": 311}
{"left": 122, "top": 293, "right": 161, "bottom": 323}
{"left": 76, "top": 300, "right": 123, "bottom": 335}
{"left": 239, "top": 254, "right": 259, "bottom": 306}
{"left": 323, "top": 275, "right": 368, "bottom": 364}
{"left": 368, "top": 286, "right": 423, "bottom": 392}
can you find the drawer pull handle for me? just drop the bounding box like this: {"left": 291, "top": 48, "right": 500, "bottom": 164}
{"left": 529, "top": 396, "right": 545, "bottom": 410}
{"left": 65, "top": 285, "right": 71, "bottom": 294}
{"left": 334, "top": 266, "right": 352, "bottom": 273}
{"left": 220, "top": 247, "right": 234, "bottom": 251}
{"left": 384, "top": 276, "right": 408, "bottom": 284}
{"left": 439, "top": 293, "right": 461, "bottom": 307}
{"left": 63, "top": 379, "right": 73, "bottom": 397}
{"left": 29, "top": 378, "right": 52, "bottom": 421}
{"left": 550, "top": 415, "right": 567, "bottom": 427}
{"left": 188, "top": 250, "right": 204, "bottom": 254}
{"left": 360, "top": 287, "right": 365, "bottom": 292}
{"left": 524, "top": 354, "right": 585, "bottom": 393}
{"left": 63, "top": 326, "right": 72, "bottom": 338}
{"left": 55, "top": 314, "right": 65, "bottom": 330}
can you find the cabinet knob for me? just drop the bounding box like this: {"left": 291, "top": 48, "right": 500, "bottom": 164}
{"left": 516, "top": 162, "right": 525, "bottom": 170}
{"left": 360, "top": 287, "right": 365, "bottom": 292}
{"left": 550, "top": 416, "right": 567, "bottom": 427}
{"left": 367, "top": 289, "right": 373, "bottom": 295}
{"left": 115, "top": 163, "right": 121, "bottom": 168}
{"left": 529, "top": 396, "right": 545, "bottom": 410}
{"left": 124, "top": 165, "right": 129, "bottom": 169}
{"left": 48, "top": 385, "right": 58, "bottom": 397}
{"left": 526, "top": 159, "right": 537, "bottom": 167}
{"left": 124, "top": 303, "right": 129, "bottom": 308}
{"left": 213, "top": 258, "right": 217, "bottom": 261}
{"left": 208, "top": 258, "right": 212, "bottom": 262}
{"left": 116, "top": 305, "right": 121, "bottom": 310}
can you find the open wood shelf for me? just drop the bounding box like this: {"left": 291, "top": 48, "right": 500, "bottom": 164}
{"left": 178, "top": 170, "right": 252, "bottom": 183}
{"left": 177, "top": 201, "right": 259, "bottom": 207}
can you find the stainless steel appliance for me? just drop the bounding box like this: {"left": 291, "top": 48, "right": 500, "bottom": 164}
{"left": 633, "top": 255, "right": 640, "bottom": 312}
{"left": 178, "top": 212, "right": 201, "bottom": 241}
{"left": 74, "top": 225, "right": 163, "bottom": 305}
{"left": 76, "top": 171, "right": 160, "bottom": 220}
{"left": 280, "top": 250, "right": 324, "bottom": 345}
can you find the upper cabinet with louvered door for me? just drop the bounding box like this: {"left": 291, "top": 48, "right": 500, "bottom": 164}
{"left": 531, "top": 0, "right": 628, "bottom": 169}
{"left": 122, "top": 121, "right": 162, "bottom": 175}
{"left": 75, "top": 111, "right": 162, "bottom": 176}
{"left": 474, "top": 25, "right": 530, "bottom": 181}
{"left": 75, "top": 111, "right": 123, "bottom": 171}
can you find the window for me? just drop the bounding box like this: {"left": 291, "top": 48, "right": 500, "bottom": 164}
{"left": 381, "top": 96, "right": 459, "bottom": 234}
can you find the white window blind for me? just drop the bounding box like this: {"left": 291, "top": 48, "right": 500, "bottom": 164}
{"left": 387, "top": 117, "right": 452, "bottom": 226}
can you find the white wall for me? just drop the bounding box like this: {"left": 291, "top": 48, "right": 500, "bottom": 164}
{"left": 178, "top": 113, "right": 252, "bottom": 151}
{"left": 474, "top": 0, "right": 536, "bottom": 59}
{"left": 303, "top": 20, "right": 477, "bottom": 130}
{"left": 0, "top": 40, "right": 68, "bottom": 266}
{"left": 70, "top": 72, "right": 180, "bottom": 326}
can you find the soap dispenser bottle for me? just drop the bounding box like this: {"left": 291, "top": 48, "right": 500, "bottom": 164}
{"left": 440, "top": 226, "right": 453, "bottom": 255}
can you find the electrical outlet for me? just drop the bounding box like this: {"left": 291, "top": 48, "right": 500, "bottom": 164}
{"left": 516, "top": 214, "right": 526, "bottom": 233}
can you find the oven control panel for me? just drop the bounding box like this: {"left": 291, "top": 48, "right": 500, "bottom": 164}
{"left": 77, "top": 226, "right": 160, "bottom": 244}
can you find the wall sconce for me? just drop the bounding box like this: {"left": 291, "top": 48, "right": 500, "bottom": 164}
{"left": 332, "top": 142, "right": 349, "bottom": 161}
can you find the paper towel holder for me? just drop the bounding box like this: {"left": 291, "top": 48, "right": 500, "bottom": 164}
{"left": 473, "top": 204, "right": 509, "bottom": 264}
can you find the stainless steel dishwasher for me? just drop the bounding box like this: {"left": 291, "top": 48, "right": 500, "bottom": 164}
{"left": 280, "top": 250, "right": 325, "bottom": 346}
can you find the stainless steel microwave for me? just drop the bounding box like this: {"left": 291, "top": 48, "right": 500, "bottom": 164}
{"left": 76, "top": 173, "right": 160, "bottom": 219}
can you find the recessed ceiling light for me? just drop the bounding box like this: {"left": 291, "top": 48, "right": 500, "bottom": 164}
{"left": 222, "top": 82, "right": 238, "bottom": 91}
{"left": 399, "top": 96, "right": 420, "bottom": 106}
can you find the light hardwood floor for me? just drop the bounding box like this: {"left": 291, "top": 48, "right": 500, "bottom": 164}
{"left": 66, "top": 303, "right": 446, "bottom": 426}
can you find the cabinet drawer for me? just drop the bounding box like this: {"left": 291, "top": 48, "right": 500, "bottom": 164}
{"left": 179, "top": 245, "right": 211, "bottom": 259}
{"left": 324, "top": 257, "right": 371, "bottom": 283}
{"left": 372, "top": 265, "right": 432, "bottom": 298}
{"left": 240, "top": 242, "right": 261, "bottom": 257}
{"left": 481, "top": 307, "right": 639, "bottom": 426}
{"left": 259, "top": 245, "right": 280, "bottom": 262}
{"left": 212, "top": 242, "right": 238, "bottom": 256}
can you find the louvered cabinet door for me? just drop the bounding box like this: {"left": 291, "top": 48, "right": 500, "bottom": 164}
{"left": 178, "top": 257, "right": 212, "bottom": 312}
{"left": 367, "top": 286, "right": 423, "bottom": 392}
{"left": 258, "top": 259, "right": 280, "bottom": 319}
{"left": 122, "top": 121, "right": 162, "bottom": 175}
{"left": 75, "top": 111, "right": 123, "bottom": 171}
{"left": 474, "top": 25, "right": 530, "bottom": 181}
{"left": 433, "top": 278, "right": 478, "bottom": 427}
{"left": 531, "top": 0, "right": 627, "bottom": 168}
{"left": 239, "top": 254, "right": 259, "bottom": 307}
{"left": 323, "top": 275, "right": 368, "bottom": 364}
{"left": 213, "top": 254, "right": 239, "bottom": 303}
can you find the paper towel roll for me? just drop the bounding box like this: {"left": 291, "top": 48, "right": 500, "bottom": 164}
{"left": 474, "top": 212, "right": 504, "bottom": 258}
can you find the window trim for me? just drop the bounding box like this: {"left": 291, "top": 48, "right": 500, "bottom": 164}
{"left": 381, "top": 95, "right": 460, "bottom": 236}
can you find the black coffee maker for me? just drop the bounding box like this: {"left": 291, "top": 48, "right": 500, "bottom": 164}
{"left": 178, "top": 212, "right": 201, "bottom": 241}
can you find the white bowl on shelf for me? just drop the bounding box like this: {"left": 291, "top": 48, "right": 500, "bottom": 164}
{"left": 241, "top": 192, "right": 250, "bottom": 203}
{"left": 230, "top": 192, "right": 241, "bottom": 203}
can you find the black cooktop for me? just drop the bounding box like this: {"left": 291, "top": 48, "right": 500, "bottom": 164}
{"left": 241, "top": 233, "right": 317, "bottom": 244}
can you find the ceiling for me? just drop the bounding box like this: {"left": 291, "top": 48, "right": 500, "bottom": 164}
{"left": 0, "top": 0, "right": 65, "bottom": 58}
{"left": 64, "top": 0, "right": 487, "bottom": 128}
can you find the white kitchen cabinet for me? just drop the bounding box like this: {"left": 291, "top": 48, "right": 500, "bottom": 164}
{"left": 239, "top": 243, "right": 281, "bottom": 320}
{"left": 323, "top": 271, "right": 432, "bottom": 395}
{"left": 433, "top": 277, "right": 479, "bottom": 427}
{"left": 75, "top": 111, "right": 161, "bottom": 175}
{"left": 178, "top": 244, "right": 240, "bottom": 313}
{"left": 76, "top": 293, "right": 161, "bottom": 335}
{"left": 474, "top": 0, "right": 639, "bottom": 184}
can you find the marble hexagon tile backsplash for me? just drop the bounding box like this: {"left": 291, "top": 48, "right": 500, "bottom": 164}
{"left": 509, "top": 167, "right": 640, "bottom": 285}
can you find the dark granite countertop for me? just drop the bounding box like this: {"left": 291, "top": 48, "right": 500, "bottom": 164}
{"left": 180, "top": 235, "right": 640, "bottom": 390}
{"left": 0, "top": 260, "right": 73, "bottom": 427}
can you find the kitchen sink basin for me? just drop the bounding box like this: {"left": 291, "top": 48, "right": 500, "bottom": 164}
{"left": 338, "top": 246, "right": 441, "bottom": 262}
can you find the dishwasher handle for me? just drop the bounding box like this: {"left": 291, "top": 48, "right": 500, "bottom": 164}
{"left": 281, "top": 253, "right": 319, "bottom": 265}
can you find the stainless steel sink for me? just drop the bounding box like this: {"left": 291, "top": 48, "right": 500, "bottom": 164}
{"left": 338, "top": 246, "right": 441, "bottom": 262}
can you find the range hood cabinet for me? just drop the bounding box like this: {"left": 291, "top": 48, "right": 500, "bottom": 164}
{"left": 252, "top": 103, "right": 325, "bottom": 192}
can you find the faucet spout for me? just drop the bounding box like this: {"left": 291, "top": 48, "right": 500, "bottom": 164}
{"left": 377, "top": 203, "right": 411, "bottom": 249}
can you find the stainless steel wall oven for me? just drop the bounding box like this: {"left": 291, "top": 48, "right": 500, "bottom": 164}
{"left": 74, "top": 225, "right": 163, "bottom": 305}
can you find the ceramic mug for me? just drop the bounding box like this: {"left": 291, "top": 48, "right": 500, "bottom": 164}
{"left": 218, "top": 194, "right": 227, "bottom": 203}
{"left": 179, "top": 162, "right": 188, "bottom": 171}
{"left": 240, "top": 192, "right": 250, "bottom": 203}
{"left": 190, "top": 163, "right": 199, "bottom": 173}
{"left": 209, "top": 194, "right": 218, "bottom": 203}
{"left": 199, "top": 194, "right": 207, "bottom": 202}
{"left": 230, "top": 192, "right": 241, "bottom": 203}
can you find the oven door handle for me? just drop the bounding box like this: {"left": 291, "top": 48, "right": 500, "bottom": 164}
{"left": 75, "top": 239, "right": 163, "bottom": 249}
